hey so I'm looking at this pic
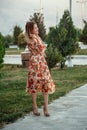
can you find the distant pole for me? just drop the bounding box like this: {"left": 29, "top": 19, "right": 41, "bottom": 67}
{"left": 70, "top": 0, "right": 72, "bottom": 15}
{"left": 34, "top": 0, "right": 43, "bottom": 15}
{"left": 77, "top": 0, "right": 87, "bottom": 20}
{"left": 68, "top": 0, "right": 73, "bottom": 67}
{"left": 82, "top": 0, "right": 85, "bottom": 19}
{"left": 76, "top": 0, "right": 87, "bottom": 27}
{"left": 40, "top": 0, "right": 43, "bottom": 14}
{"left": 56, "top": 11, "right": 58, "bottom": 25}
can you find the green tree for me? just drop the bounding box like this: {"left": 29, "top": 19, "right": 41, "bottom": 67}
{"left": 3, "top": 35, "right": 13, "bottom": 48}
{"left": 18, "top": 33, "right": 27, "bottom": 48}
{"left": 0, "top": 33, "right": 5, "bottom": 68}
{"left": 76, "top": 28, "right": 82, "bottom": 41}
{"left": 46, "top": 27, "right": 59, "bottom": 48}
{"left": 46, "top": 10, "right": 79, "bottom": 69}
{"left": 13, "top": 25, "right": 22, "bottom": 45}
{"left": 58, "top": 10, "right": 79, "bottom": 57}
{"left": 80, "top": 20, "right": 87, "bottom": 45}
{"left": 30, "top": 12, "right": 46, "bottom": 41}
{"left": 46, "top": 44, "right": 63, "bottom": 70}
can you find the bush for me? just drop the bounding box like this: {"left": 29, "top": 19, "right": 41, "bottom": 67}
{"left": 46, "top": 44, "right": 62, "bottom": 70}
{"left": 0, "top": 37, "right": 5, "bottom": 68}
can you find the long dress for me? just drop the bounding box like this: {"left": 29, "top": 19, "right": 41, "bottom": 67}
{"left": 26, "top": 34, "right": 56, "bottom": 94}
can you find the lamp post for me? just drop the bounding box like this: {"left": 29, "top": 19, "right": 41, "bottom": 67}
{"left": 40, "top": 0, "right": 43, "bottom": 14}
{"left": 68, "top": 0, "right": 73, "bottom": 67}
{"left": 34, "top": 0, "right": 43, "bottom": 15}
{"left": 56, "top": 11, "right": 59, "bottom": 25}
{"left": 77, "top": 0, "right": 87, "bottom": 27}
{"left": 70, "top": 0, "right": 72, "bottom": 15}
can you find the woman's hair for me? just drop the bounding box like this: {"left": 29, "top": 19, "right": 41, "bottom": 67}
{"left": 25, "top": 21, "right": 36, "bottom": 38}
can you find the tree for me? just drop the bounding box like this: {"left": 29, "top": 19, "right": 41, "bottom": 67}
{"left": 3, "top": 35, "right": 13, "bottom": 48}
{"left": 0, "top": 33, "right": 5, "bottom": 68}
{"left": 13, "top": 25, "right": 22, "bottom": 45}
{"left": 46, "top": 27, "right": 59, "bottom": 48}
{"left": 46, "top": 10, "right": 79, "bottom": 69}
{"left": 18, "top": 33, "right": 27, "bottom": 48}
{"left": 46, "top": 26, "right": 68, "bottom": 69}
{"left": 58, "top": 10, "right": 79, "bottom": 57}
{"left": 80, "top": 20, "right": 87, "bottom": 45}
{"left": 46, "top": 44, "right": 63, "bottom": 70}
{"left": 76, "top": 28, "right": 82, "bottom": 41}
{"left": 30, "top": 12, "right": 46, "bottom": 41}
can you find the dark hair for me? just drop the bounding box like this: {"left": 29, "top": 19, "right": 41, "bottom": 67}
{"left": 25, "top": 21, "right": 36, "bottom": 38}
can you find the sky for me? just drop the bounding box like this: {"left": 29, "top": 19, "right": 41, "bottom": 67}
{"left": 0, "top": 0, "right": 87, "bottom": 36}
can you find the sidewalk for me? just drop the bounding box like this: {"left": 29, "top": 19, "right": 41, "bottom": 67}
{"left": 1, "top": 84, "right": 87, "bottom": 130}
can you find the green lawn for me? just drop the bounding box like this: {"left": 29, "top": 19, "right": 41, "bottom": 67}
{"left": 0, "top": 65, "right": 87, "bottom": 128}
{"left": 77, "top": 49, "right": 87, "bottom": 55}
{"left": 5, "top": 48, "right": 25, "bottom": 55}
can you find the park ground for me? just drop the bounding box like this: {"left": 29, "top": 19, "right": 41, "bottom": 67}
{"left": 0, "top": 65, "right": 87, "bottom": 128}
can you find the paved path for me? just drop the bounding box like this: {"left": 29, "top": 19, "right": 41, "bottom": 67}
{"left": 1, "top": 84, "right": 87, "bottom": 130}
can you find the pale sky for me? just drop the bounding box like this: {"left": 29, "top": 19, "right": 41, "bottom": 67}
{"left": 0, "top": 0, "right": 87, "bottom": 35}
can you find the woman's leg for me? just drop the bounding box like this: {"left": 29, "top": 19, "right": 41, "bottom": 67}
{"left": 42, "top": 92, "right": 50, "bottom": 116}
{"left": 31, "top": 93, "right": 40, "bottom": 115}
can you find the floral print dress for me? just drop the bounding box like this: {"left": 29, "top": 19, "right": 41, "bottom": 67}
{"left": 26, "top": 34, "right": 56, "bottom": 94}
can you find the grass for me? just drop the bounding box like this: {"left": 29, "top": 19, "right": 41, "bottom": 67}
{"left": 77, "top": 49, "right": 87, "bottom": 55}
{"left": 0, "top": 65, "right": 87, "bottom": 128}
{"left": 5, "top": 48, "right": 25, "bottom": 55}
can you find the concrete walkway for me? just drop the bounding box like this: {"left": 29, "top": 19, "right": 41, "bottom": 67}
{"left": 1, "top": 84, "right": 87, "bottom": 130}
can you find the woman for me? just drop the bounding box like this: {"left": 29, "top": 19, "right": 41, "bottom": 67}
{"left": 25, "top": 21, "right": 56, "bottom": 117}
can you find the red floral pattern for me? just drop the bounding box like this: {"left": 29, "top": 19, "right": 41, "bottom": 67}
{"left": 26, "top": 35, "right": 56, "bottom": 94}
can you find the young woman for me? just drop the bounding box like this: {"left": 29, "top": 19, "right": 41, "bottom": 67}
{"left": 25, "top": 21, "right": 56, "bottom": 117}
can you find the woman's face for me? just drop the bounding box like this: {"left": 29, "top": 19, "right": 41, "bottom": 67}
{"left": 32, "top": 24, "right": 39, "bottom": 35}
